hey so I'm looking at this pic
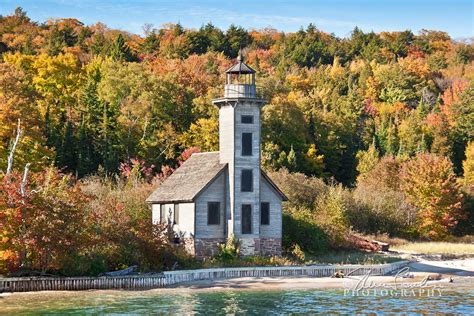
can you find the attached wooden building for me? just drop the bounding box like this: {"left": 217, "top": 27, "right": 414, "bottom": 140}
{"left": 146, "top": 56, "right": 287, "bottom": 257}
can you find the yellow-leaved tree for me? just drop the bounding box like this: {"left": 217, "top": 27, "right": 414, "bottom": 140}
{"left": 463, "top": 142, "right": 474, "bottom": 190}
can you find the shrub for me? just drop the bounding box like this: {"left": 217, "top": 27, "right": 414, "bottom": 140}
{"left": 215, "top": 234, "right": 241, "bottom": 262}
{"left": 289, "top": 244, "right": 306, "bottom": 262}
{"left": 314, "top": 185, "right": 351, "bottom": 248}
{"left": 267, "top": 168, "right": 327, "bottom": 208}
{"left": 352, "top": 156, "right": 416, "bottom": 236}
{"left": 282, "top": 210, "right": 328, "bottom": 254}
{"left": 79, "top": 175, "right": 193, "bottom": 275}
{"left": 353, "top": 185, "right": 415, "bottom": 235}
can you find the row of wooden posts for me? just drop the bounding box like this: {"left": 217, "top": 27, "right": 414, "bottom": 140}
{"left": 0, "top": 261, "right": 409, "bottom": 293}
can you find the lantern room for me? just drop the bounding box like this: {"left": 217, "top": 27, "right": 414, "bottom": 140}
{"left": 224, "top": 54, "right": 257, "bottom": 98}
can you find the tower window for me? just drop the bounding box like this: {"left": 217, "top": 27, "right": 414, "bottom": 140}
{"left": 241, "top": 169, "right": 253, "bottom": 192}
{"left": 207, "top": 202, "right": 220, "bottom": 225}
{"left": 242, "top": 204, "right": 252, "bottom": 234}
{"left": 242, "top": 133, "right": 252, "bottom": 156}
{"left": 241, "top": 115, "right": 254, "bottom": 124}
{"left": 261, "top": 202, "right": 270, "bottom": 225}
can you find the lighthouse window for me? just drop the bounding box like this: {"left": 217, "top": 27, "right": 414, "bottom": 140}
{"left": 242, "top": 204, "right": 252, "bottom": 234}
{"left": 241, "top": 169, "right": 253, "bottom": 192}
{"left": 241, "top": 115, "right": 254, "bottom": 124}
{"left": 242, "top": 133, "right": 252, "bottom": 156}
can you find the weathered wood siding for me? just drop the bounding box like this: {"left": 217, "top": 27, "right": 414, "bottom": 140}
{"left": 195, "top": 172, "right": 226, "bottom": 239}
{"left": 151, "top": 204, "right": 161, "bottom": 224}
{"left": 259, "top": 177, "right": 283, "bottom": 238}
{"left": 0, "top": 261, "right": 409, "bottom": 292}
{"left": 233, "top": 102, "right": 261, "bottom": 239}
{"left": 219, "top": 104, "right": 235, "bottom": 235}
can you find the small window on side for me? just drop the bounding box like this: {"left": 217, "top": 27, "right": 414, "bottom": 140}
{"left": 261, "top": 202, "right": 270, "bottom": 225}
{"left": 241, "top": 115, "right": 254, "bottom": 124}
{"left": 207, "top": 202, "right": 220, "bottom": 225}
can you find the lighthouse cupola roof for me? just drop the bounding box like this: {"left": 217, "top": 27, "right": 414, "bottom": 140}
{"left": 225, "top": 54, "right": 256, "bottom": 74}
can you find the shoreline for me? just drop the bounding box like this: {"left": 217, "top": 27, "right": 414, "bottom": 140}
{"left": 1, "top": 273, "right": 472, "bottom": 297}
{"left": 1, "top": 258, "right": 472, "bottom": 295}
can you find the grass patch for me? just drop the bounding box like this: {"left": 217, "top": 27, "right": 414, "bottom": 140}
{"left": 305, "top": 251, "right": 402, "bottom": 265}
{"left": 392, "top": 242, "right": 474, "bottom": 255}
{"left": 190, "top": 251, "right": 402, "bottom": 269}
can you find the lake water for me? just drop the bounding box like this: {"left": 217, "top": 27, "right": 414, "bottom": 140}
{"left": 2, "top": 281, "right": 473, "bottom": 315}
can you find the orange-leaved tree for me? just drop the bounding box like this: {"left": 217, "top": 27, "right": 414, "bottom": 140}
{"left": 400, "top": 153, "right": 464, "bottom": 240}
{"left": 0, "top": 167, "right": 90, "bottom": 275}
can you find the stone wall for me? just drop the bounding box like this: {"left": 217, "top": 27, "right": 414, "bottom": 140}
{"left": 193, "top": 237, "right": 281, "bottom": 258}
{"left": 195, "top": 238, "right": 225, "bottom": 258}
{"left": 240, "top": 238, "right": 256, "bottom": 255}
{"left": 258, "top": 238, "right": 282, "bottom": 256}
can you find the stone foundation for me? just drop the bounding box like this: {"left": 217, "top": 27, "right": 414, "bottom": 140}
{"left": 258, "top": 238, "right": 282, "bottom": 256}
{"left": 192, "top": 237, "right": 282, "bottom": 258}
{"left": 240, "top": 238, "right": 256, "bottom": 256}
{"left": 195, "top": 238, "right": 225, "bottom": 258}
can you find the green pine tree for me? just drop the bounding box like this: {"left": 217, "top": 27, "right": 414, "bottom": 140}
{"left": 110, "top": 34, "right": 136, "bottom": 62}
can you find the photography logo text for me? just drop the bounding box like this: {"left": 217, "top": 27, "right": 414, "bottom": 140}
{"left": 343, "top": 267, "right": 443, "bottom": 297}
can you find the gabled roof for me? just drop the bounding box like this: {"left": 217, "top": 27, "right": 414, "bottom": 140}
{"left": 146, "top": 152, "right": 227, "bottom": 203}
{"left": 261, "top": 170, "right": 289, "bottom": 201}
{"left": 146, "top": 151, "right": 289, "bottom": 204}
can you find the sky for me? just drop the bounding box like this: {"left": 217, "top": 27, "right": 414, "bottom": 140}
{"left": 1, "top": 0, "right": 473, "bottom": 39}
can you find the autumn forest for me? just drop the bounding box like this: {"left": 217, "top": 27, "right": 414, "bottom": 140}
{"left": 0, "top": 7, "right": 473, "bottom": 275}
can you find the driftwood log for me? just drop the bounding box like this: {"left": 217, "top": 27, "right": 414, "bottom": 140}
{"left": 347, "top": 234, "right": 390, "bottom": 252}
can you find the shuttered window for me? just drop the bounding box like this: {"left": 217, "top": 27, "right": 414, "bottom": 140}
{"left": 241, "top": 169, "right": 253, "bottom": 192}
{"left": 242, "top": 133, "right": 252, "bottom": 156}
{"left": 261, "top": 202, "right": 270, "bottom": 225}
{"left": 242, "top": 204, "right": 252, "bottom": 234}
{"left": 207, "top": 202, "right": 220, "bottom": 225}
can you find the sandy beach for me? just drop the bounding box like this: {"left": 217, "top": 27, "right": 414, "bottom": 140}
{"left": 166, "top": 258, "right": 474, "bottom": 291}
{"left": 1, "top": 258, "right": 472, "bottom": 296}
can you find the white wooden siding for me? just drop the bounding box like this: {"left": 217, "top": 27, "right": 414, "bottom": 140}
{"left": 151, "top": 204, "right": 161, "bottom": 224}
{"left": 195, "top": 172, "right": 226, "bottom": 239}
{"left": 259, "top": 177, "right": 283, "bottom": 238}
{"left": 175, "top": 202, "right": 195, "bottom": 237}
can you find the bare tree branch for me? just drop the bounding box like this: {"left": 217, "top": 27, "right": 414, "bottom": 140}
{"left": 20, "top": 163, "right": 31, "bottom": 197}
{"left": 6, "top": 119, "right": 22, "bottom": 175}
